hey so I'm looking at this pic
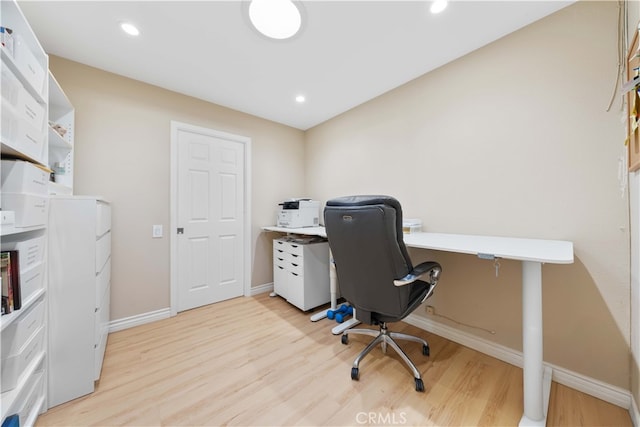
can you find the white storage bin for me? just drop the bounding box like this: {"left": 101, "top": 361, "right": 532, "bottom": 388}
{"left": 1, "top": 235, "right": 45, "bottom": 272}
{"left": 17, "top": 86, "right": 45, "bottom": 130}
{"left": 13, "top": 35, "right": 45, "bottom": 95}
{"left": 1, "top": 160, "right": 48, "bottom": 195}
{"left": 16, "top": 368, "right": 44, "bottom": 425}
{"left": 1, "top": 298, "right": 45, "bottom": 358}
{"left": 20, "top": 262, "right": 44, "bottom": 302}
{"left": 0, "top": 193, "right": 48, "bottom": 227}
{"left": 1, "top": 325, "right": 44, "bottom": 392}
{"left": 1, "top": 64, "right": 21, "bottom": 106}
{"left": 1, "top": 99, "right": 46, "bottom": 161}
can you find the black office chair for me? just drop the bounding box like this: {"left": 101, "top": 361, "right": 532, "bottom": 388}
{"left": 324, "top": 195, "right": 442, "bottom": 392}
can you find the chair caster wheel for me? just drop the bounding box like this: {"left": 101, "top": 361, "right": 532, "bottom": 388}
{"left": 341, "top": 334, "right": 349, "bottom": 345}
{"left": 422, "top": 344, "right": 430, "bottom": 356}
{"left": 415, "top": 378, "right": 424, "bottom": 392}
{"left": 351, "top": 367, "right": 359, "bottom": 381}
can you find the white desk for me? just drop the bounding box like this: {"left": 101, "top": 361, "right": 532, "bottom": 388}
{"left": 263, "top": 227, "right": 574, "bottom": 426}
{"left": 406, "top": 232, "right": 573, "bottom": 426}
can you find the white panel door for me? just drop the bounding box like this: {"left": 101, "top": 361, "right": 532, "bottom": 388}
{"left": 176, "top": 126, "right": 245, "bottom": 312}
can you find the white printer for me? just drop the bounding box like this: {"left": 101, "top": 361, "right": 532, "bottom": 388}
{"left": 277, "top": 198, "right": 320, "bottom": 228}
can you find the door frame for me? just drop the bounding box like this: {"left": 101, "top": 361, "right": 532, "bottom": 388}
{"left": 169, "top": 120, "right": 252, "bottom": 317}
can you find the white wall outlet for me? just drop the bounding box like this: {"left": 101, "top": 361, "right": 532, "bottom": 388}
{"left": 152, "top": 224, "right": 163, "bottom": 238}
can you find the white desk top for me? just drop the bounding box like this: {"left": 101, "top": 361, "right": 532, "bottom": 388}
{"left": 403, "top": 232, "right": 574, "bottom": 264}
{"left": 262, "top": 226, "right": 574, "bottom": 264}
{"left": 262, "top": 225, "right": 327, "bottom": 237}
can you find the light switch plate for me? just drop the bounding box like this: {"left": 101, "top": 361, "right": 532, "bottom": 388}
{"left": 152, "top": 224, "right": 163, "bottom": 238}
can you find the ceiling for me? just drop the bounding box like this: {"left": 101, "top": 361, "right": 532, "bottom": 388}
{"left": 19, "top": 1, "right": 574, "bottom": 130}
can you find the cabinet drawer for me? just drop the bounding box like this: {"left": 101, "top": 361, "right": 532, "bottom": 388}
{"left": 287, "top": 260, "right": 303, "bottom": 276}
{"left": 287, "top": 271, "right": 304, "bottom": 310}
{"left": 1, "top": 297, "right": 44, "bottom": 358}
{"left": 96, "top": 258, "right": 111, "bottom": 309}
{"left": 94, "top": 283, "right": 110, "bottom": 381}
{"left": 273, "top": 254, "right": 287, "bottom": 269}
{"left": 1, "top": 325, "right": 44, "bottom": 392}
{"left": 96, "top": 231, "right": 111, "bottom": 273}
{"left": 96, "top": 202, "right": 111, "bottom": 237}
{"left": 285, "top": 242, "right": 304, "bottom": 256}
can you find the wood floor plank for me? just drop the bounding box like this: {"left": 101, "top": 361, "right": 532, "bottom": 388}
{"left": 36, "top": 293, "right": 632, "bottom": 426}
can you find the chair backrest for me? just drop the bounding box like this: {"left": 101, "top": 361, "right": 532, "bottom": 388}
{"left": 324, "top": 195, "right": 414, "bottom": 323}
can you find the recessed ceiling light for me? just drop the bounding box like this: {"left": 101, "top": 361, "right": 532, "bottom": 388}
{"left": 121, "top": 22, "right": 140, "bottom": 36}
{"left": 295, "top": 95, "right": 306, "bottom": 103}
{"left": 249, "top": 0, "right": 301, "bottom": 40}
{"left": 430, "top": 0, "right": 448, "bottom": 14}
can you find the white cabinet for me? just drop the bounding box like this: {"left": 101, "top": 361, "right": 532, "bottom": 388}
{"left": 1, "top": 1, "right": 49, "bottom": 425}
{"left": 272, "top": 238, "right": 330, "bottom": 311}
{"left": 47, "top": 197, "right": 111, "bottom": 408}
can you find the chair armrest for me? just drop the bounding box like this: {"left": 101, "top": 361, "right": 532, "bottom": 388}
{"left": 394, "top": 262, "right": 442, "bottom": 287}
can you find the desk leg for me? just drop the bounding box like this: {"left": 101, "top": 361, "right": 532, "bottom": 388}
{"left": 310, "top": 248, "right": 339, "bottom": 322}
{"left": 520, "top": 261, "right": 549, "bottom": 427}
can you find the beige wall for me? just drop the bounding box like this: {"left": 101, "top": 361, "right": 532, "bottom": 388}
{"left": 306, "top": 1, "right": 629, "bottom": 388}
{"left": 49, "top": 56, "right": 305, "bottom": 321}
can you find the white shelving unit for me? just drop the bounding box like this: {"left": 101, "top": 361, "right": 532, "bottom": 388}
{"left": 47, "top": 72, "right": 73, "bottom": 195}
{"left": 1, "top": 0, "right": 50, "bottom": 424}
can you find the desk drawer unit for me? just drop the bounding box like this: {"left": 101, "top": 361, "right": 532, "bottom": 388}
{"left": 272, "top": 239, "right": 329, "bottom": 311}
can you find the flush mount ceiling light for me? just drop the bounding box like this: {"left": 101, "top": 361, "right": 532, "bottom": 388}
{"left": 430, "top": 0, "right": 448, "bottom": 14}
{"left": 120, "top": 22, "right": 140, "bottom": 36}
{"left": 295, "top": 94, "right": 306, "bottom": 103}
{"left": 249, "top": 0, "right": 302, "bottom": 40}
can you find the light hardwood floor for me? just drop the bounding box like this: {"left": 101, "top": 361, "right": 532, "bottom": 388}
{"left": 37, "top": 293, "right": 632, "bottom": 426}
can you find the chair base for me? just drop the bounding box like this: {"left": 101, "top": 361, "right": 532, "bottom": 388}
{"left": 341, "top": 322, "right": 429, "bottom": 392}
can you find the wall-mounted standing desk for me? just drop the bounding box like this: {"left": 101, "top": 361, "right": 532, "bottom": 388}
{"left": 263, "top": 226, "right": 574, "bottom": 427}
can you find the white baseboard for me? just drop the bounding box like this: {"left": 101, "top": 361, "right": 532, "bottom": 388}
{"left": 404, "top": 313, "right": 632, "bottom": 410}
{"left": 631, "top": 395, "right": 640, "bottom": 427}
{"left": 108, "top": 285, "right": 274, "bottom": 333}
{"left": 249, "top": 282, "right": 273, "bottom": 296}
{"left": 109, "top": 308, "right": 171, "bottom": 333}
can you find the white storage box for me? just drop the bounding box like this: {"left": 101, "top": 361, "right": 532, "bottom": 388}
{"left": 1, "top": 234, "right": 45, "bottom": 271}
{"left": 1, "top": 99, "right": 46, "bottom": 161}
{"left": 1, "top": 298, "right": 45, "bottom": 359}
{"left": 15, "top": 368, "right": 44, "bottom": 425}
{"left": 18, "top": 86, "right": 45, "bottom": 130}
{"left": 13, "top": 35, "right": 45, "bottom": 95}
{"left": 1, "top": 325, "right": 44, "bottom": 392}
{"left": 20, "top": 262, "right": 44, "bottom": 302}
{"left": 0, "top": 193, "right": 48, "bottom": 227}
{"left": 402, "top": 218, "right": 422, "bottom": 234}
{"left": 1, "top": 160, "right": 49, "bottom": 195}
{"left": 1, "top": 64, "right": 21, "bottom": 106}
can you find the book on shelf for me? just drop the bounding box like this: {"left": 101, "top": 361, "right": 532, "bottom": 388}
{"left": 0, "top": 250, "right": 21, "bottom": 314}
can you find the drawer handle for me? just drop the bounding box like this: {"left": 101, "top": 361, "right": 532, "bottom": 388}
{"left": 291, "top": 272, "right": 299, "bottom": 276}
{"left": 291, "top": 254, "right": 299, "bottom": 258}
{"left": 278, "top": 266, "right": 284, "bottom": 270}
{"left": 291, "top": 263, "right": 298, "bottom": 267}
{"left": 277, "top": 257, "right": 284, "bottom": 261}
{"left": 291, "top": 244, "right": 298, "bottom": 248}
{"left": 277, "top": 250, "right": 284, "bottom": 254}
